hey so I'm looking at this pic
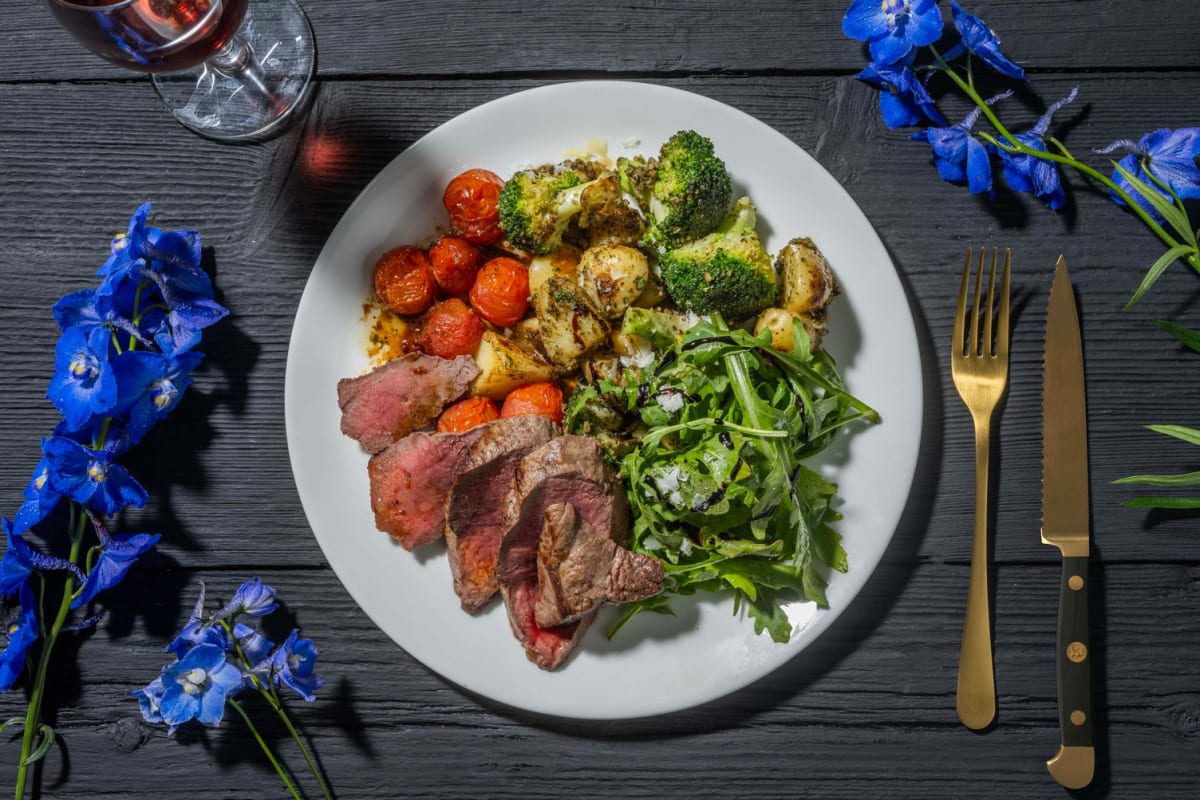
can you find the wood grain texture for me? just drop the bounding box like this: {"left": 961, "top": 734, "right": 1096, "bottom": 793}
{"left": 1, "top": 562, "right": 1198, "bottom": 798}
{"left": 4, "top": 0, "right": 1200, "bottom": 83}
{"left": 2, "top": 4, "right": 1200, "bottom": 795}
{"left": 4, "top": 74, "right": 1200, "bottom": 567}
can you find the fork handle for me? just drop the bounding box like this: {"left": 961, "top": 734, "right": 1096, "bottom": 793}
{"left": 957, "top": 415, "right": 996, "bottom": 730}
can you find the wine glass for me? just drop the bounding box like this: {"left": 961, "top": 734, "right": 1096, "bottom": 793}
{"left": 46, "top": 0, "right": 315, "bottom": 142}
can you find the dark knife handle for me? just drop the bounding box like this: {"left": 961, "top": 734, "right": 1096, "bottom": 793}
{"left": 1055, "top": 556, "right": 1093, "bottom": 747}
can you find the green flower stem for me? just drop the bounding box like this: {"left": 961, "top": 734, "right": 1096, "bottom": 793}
{"left": 13, "top": 510, "right": 85, "bottom": 800}
{"left": 227, "top": 698, "right": 303, "bottom": 800}
{"left": 220, "top": 620, "right": 333, "bottom": 800}
{"left": 266, "top": 685, "right": 334, "bottom": 800}
{"left": 129, "top": 278, "right": 146, "bottom": 352}
{"left": 929, "top": 46, "right": 1186, "bottom": 257}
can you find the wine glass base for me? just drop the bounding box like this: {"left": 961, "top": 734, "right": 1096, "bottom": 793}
{"left": 151, "top": 0, "right": 315, "bottom": 142}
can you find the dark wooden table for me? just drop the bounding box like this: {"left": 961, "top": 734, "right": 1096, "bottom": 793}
{"left": 2, "top": 1, "right": 1199, "bottom": 797}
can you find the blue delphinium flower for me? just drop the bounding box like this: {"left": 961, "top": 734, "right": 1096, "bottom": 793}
{"left": 111, "top": 351, "right": 203, "bottom": 444}
{"left": 1098, "top": 128, "right": 1200, "bottom": 218}
{"left": 233, "top": 623, "right": 274, "bottom": 665}
{"left": 52, "top": 287, "right": 150, "bottom": 348}
{"left": 71, "top": 532, "right": 161, "bottom": 609}
{"left": 144, "top": 226, "right": 202, "bottom": 273}
{"left": 96, "top": 202, "right": 225, "bottom": 356}
{"left": 13, "top": 458, "right": 63, "bottom": 533}
{"left": 166, "top": 584, "right": 230, "bottom": 658}
{"left": 139, "top": 579, "right": 327, "bottom": 795}
{"left": 147, "top": 270, "right": 228, "bottom": 357}
{"left": 856, "top": 58, "right": 947, "bottom": 129}
{"left": 912, "top": 103, "right": 1000, "bottom": 195}
{"left": 47, "top": 326, "right": 118, "bottom": 431}
{"left": 131, "top": 676, "right": 166, "bottom": 725}
{"left": 0, "top": 522, "right": 36, "bottom": 598}
{"left": 0, "top": 586, "right": 39, "bottom": 691}
{"left": 216, "top": 577, "right": 279, "bottom": 621}
{"left": 991, "top": 88, "right": 1079, "bottom": 210}
{"left": 2, "top": 203, "right": 225, "bottom": 788}
{"left": 267, "top": 630, "right": 324, "bottom": 702}
{"left": 42, "top": 436, "right": 147, "bottom": 516}
{"left": 944, "top": 1, "right": 1025, "bottom": 79}
{"left": 843, "top": 0, "right": 943, "bottom": 66}
{"left": 158, "top": 643, "right": 245, "bottom": 729}
{"left": 98, "top": 203, "right": 151, "bottom": 278}
{"left": 1, "top": 519, "right": 83, "bottom": 598}
{"left": 101, "top": 202, "right": 200, "bottom": 275}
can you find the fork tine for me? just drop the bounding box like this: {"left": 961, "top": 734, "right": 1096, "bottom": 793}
{"left": 996, "top": 248, "right": 1011, "bottom": 357}
{"left": 984, "top": 248, "right": 998, "bottom": 356}
{"left": 971, "top": 247, "right": 985, "bottom": 356}
{"left": 954, "top": 248, "right": 971, "bottom": 356}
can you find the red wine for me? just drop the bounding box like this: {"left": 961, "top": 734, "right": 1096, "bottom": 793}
{"left": 47, "top": 0, "right": 250, "bottom": 73}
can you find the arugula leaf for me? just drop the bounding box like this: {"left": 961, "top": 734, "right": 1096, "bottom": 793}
{"left": 600, "top": 313, "right": 878, "bottom": 641}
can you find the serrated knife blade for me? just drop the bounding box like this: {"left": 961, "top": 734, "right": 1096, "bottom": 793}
{"left": 1041, "top": 255, "right": 1094, "bottom": 790}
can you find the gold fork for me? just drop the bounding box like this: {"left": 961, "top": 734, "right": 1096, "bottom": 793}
{"left": 952, "top": 247, "right": 1011, "bottom": 731}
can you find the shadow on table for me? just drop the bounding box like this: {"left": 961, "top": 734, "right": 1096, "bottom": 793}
{"left": 242, "top": 81, "right": 420, "bottom": 270}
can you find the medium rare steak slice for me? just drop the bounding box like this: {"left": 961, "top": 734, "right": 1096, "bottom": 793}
{"left": 534, "top": 503, "right": 663, "bottom": 628}
{"left": 338, "top": 354, "right": 479, "bottom": 454}
{"left": 368, "top": 426, "right": 488, "bottom": 550}
{"left": 444, "top": 415, "right": 557, "bottom": 613}
{"left": 496, "top": 436, "right": 622, "bottom": 670}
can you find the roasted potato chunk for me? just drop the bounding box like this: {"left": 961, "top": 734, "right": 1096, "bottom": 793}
{"left": 471, "top": 330, "right": 556, "bottom": 399}
{"left": 533, "top": 275, "right": 610, "bottom": 365}
{"left": 775, "top": 236, "right": 836, "bottom": 316}
{"left": 576, "top": 244, "right": 650, "bottom": 319}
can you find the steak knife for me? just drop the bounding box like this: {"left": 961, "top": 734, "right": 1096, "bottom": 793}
{"left": 1041, "top": 256, "right": 1094, "bottom": 790}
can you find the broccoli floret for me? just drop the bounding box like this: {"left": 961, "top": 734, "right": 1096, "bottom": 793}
{"left": 620, "top": 130, "right": 733, "bottom": 250}
{"left": 657, "top": 196, "right": 777, "bottom": 322}
{"left": 499, "top": 160, "right": 609, "bottom": 255}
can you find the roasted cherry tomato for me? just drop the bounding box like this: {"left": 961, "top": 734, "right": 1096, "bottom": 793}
{"left": 438, "top": 396, "right": 500, "bottom": 433}
{"left": 469, "top": 257, "right": 529, "bottom": 327}
{"left": 500, "top": 382, "right": 564, "bottom": 425}
{"left": 442, "top": 168, "right": 505, "bottom": 245}
{"left": 374, "top": 245, "right": 436, "bottom": 316}
{"left": 428, "top": 236, "right": 482, "bottom": 296}
{"left": 418, "top": 298, "right": 484, "bottom": 359}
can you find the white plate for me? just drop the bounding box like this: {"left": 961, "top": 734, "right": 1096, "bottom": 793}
{"left": 285, "top": 81, "right": 922, "bottom": 720}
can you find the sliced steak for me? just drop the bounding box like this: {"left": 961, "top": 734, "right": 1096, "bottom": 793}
{"left": 367, "top": 426, "right": 488, "bottom": 550}
{"left": 338, "top": 354, "right": 479, "bottom": 454}
{"left": 444, "top": 415, "right": 557, "bottom": 613}
{"left": 534, "top": 503, "right": 663, "bottom": 628}
{"left": 496, "top": 436, "right": 622, "bottom": 670}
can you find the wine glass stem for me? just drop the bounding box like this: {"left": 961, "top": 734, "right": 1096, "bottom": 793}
{"left": 208, "top": 34, "right": 280, "bottom": 107}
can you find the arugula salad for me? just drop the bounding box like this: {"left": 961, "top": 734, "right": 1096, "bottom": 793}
{"left": 567, "top": 303, "right": 878, "bottom": 641}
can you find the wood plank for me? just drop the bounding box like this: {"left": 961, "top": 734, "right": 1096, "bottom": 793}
{"left": 4, "top": 0, "right": 1200, "bottom": 83}
{"left": 3, "top": 73, "right": 1200, "bottom": 568}
{"left": 0, "top": 561, "right": 1197, "bottom": 796}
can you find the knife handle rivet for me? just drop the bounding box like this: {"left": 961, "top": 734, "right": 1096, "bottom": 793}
{"left": 1067, "top": 642, "right": 1088, "bottom": 663}
{"left": 1070, "top": 710, "right": 1087, "bottom": 726}
{"left": 1068, "top": 575, "right": 1084, "bottom": 591}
